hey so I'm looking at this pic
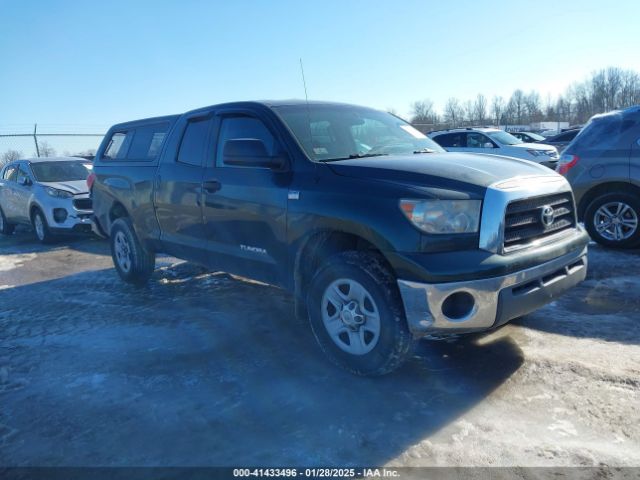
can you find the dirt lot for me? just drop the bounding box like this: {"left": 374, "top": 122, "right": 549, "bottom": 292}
{"left": 0, "top": 227, "right": 639, "bottom": 469}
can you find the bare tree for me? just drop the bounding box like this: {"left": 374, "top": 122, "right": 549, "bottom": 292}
{"left": 508, "top": 89, "right": 526, "bottom": 125}
{"left": 473, "top": 94, "right": 488, "bottom": 124}
{"left": 410, "top": 99, "right": 436, "bottom": 125}
{"left": 443, "top": 97, "right": 463, "bottom": 127}
{"left": 1, "top": 149, "right": 23, "bottom": 167}
{"left": 524, "top": 91, "right": 543, "bottom": 123}
{"left": 491, "top": 96, "right": 505, "bottom": 126}
{"left": 463, "top": 100, "right": 475, "bottom": 124}
{"left": 37, "top": 141, "right": 56, "bottom": 157}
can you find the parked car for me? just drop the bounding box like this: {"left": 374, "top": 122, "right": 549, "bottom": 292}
{"left": 511, "top": 131, "right": 546, "bottom": 143}
{"left": 539, "top": 128, "right": 581, "bottom": 153}
{"left": 557, "top": 106, "right": 640, "bottom": 248}
{"left": 0, "top": 157, "right": 93, "bottom": 243}
{"left": 91, "top": 101, "right": 588, "bottom": 376}
{"left": 428, "top": 127, "right": 559, "bottom": 167}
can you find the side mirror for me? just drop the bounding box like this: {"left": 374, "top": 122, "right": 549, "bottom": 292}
{"left": 483, "top": 142, "right": 495, "bottom": 149}
{"left": 223, "top": 139, "right": 286, "bottom": 169}
{"left": 18, "top": 176, "right": 32, "bottom": 186}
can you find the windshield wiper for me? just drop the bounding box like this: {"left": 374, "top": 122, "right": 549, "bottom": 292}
{"left": 413, "top": 148, "right": 438, "bottom": 154}
{"left": 319, "top": 153, "right": 389, "bottom": 162}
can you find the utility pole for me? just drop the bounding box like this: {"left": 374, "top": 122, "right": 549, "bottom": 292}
{"left": 33, "top": 123, "right": 40, "bottom": 157}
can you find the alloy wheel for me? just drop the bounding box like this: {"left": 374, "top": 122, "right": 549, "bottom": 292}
{"left": 593, "top": 201, "right": 638, "bottom": 242}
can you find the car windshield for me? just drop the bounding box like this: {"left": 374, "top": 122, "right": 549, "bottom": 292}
{"left": 273, "top": 104, "right": 445, "bottom": 161}
{"left": 487, "top": 131, "right": 523, "bottom": 145}
{"left": 524, "top": 132, "right": 545, "bottom": 141}
{"left": 30, "top": 161, "right": 91, "bottom": 182}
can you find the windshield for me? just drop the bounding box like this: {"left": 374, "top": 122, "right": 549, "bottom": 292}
{"left": 273, "top": 104, "right": 445, "bottom": 161}
{"left": 523, "top": 132, "right": 545, "bottom": 141}
{"left": 30, "top": 161, "right": 91, "bottom": 182}
{"left": 487, "top": 131, "right": 523, "bottom": 145}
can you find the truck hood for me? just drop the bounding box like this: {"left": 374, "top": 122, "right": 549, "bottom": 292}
{"left": 327, "top": 152, "right": 556, "bottom": 193}
{"left": 39, "top": 180, "right": 89, "bottom": 195}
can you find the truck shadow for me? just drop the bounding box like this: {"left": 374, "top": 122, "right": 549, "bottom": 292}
{"left": 512, "top": 243, "right": 640, "bottom": 346}
{"left": 0, "top": 263, "right": 523, "bottom": 467}
{"left": 0, "top": 225, "right": 109, "bottom": 256}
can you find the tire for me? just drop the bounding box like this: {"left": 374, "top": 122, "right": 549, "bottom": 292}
{"left": 110, "top": 217, "right": 155, "bottom": 285}
{"left": 306, "top": 251, "right": 415, "bottom": 376}
{"left": 0, "top": 206, "right": 15, "bottom": 235}
{"left": 31, "top": 208, "right": 56, "bottom": 243}
{"left": 584, "top": 192, "right": 640, "bottom": 249}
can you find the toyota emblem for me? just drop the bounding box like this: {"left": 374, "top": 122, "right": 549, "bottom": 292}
{"left": 540, "top": 205, "right": 555, "bottom": 227}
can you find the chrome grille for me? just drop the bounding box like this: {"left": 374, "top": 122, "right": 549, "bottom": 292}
{"left": 503, "top": 192, "right": 575, "bottom": 252}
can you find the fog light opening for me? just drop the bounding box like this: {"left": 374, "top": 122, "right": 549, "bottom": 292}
{"left": 53, "top": 208, "right": 68, "bottom": 223}
{"left": 441, "top": 291, "right": 476, "bottom": 321}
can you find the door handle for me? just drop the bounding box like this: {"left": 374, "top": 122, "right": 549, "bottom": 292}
{"left": 203, "top": 180, "right": 221, "bottom": 193}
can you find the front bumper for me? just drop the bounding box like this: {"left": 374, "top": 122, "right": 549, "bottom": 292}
{"left": 397, "top": 245, "right": 588, "bottom": 336}
{"left": 41, "top": 195, "right": 94, "bottom": 235}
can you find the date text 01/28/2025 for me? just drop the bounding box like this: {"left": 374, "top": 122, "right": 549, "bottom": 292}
{"left": 233, "top": 468, "right": 400, "bottom": 478}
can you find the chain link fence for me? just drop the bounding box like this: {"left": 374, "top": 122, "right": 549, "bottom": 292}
{"left": 0, "top": 124, "right": 106, "bottom": 166}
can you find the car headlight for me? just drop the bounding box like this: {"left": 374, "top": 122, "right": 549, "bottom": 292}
{"left": 45, "top": 187, "right": 73, "bottom": 199}
{"left": 527, "top": 149, "right": 546, "bottom": 157}
{"left": 400, "top": 199, "right": 481, "bottom": 234}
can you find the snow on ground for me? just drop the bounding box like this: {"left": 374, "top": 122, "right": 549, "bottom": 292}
{"left": 0, "top": 230, "right": 638, "bottom": 470}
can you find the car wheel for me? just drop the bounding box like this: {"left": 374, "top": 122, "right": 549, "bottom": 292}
{"left": 307, "top": 251, "right": 415, "bottom": 376}
{"left": 110, "top": 217, "right": 155, "bottom": 285}
{"left": 31, "top": 209, "right": 55, "bottom": 243}
{"left": 0, "top": 206, "right": 15, "bottom": 235}
{"left": 584, "top": 192, "right": 640, "bottom": 248}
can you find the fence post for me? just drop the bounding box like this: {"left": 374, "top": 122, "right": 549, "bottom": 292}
{"left": 33, "top": 123, "right": 40, "bottom": 157}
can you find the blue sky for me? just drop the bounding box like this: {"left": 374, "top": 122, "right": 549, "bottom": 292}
{"left": 1, "top": 0, "right": 639, "bottom": 130}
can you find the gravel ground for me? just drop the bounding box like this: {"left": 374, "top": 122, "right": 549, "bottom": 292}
{"left": 0, "top": 227, "right": 638, "bottom": 470}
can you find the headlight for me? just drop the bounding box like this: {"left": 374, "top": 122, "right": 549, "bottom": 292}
{"left": 45, "top": 187, "right": 73, "bottom": 199}
{"left": 527, "top": 149, "right": 545, "bottom": 157}
{"left": 400, "top": 199, "right": 481, "bottom": 234}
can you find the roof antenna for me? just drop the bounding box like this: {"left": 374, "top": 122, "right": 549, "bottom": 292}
{"left": 299, "top": 58, "right": 315, "bottom": 161}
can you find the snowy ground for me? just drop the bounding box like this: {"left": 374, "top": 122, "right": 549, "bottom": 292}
{"left": 0, "top": 227, "right": 638, "bottom": 470}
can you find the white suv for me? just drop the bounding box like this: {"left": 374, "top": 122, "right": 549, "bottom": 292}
{"left": 428, "top": 127, "right": 559, "bottom": 167}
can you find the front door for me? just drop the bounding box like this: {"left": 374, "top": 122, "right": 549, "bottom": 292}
{"left": 202, "top": 111, "right": 290, "bottom": 286}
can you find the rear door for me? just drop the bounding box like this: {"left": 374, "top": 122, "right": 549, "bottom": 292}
{"left": 13, "top": 163, "right": 33, "bottom": 222}
{"left": 154, "top": 113, "right": 213, "bottom": 262}
{"left": 0, "top": 164, "right": 18, "bottom": 220}
{"left": 433, "top": 132, "right": 465, "bottom": 152}
{"left": 201, "top": 109, "right": 291, "bottom": 286}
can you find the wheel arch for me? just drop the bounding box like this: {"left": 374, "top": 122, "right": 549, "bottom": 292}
{"left": 578, "top": 182, "right": 640, "bottom": 220}
{"left": 292, "top": 229, "right": 396, "bottom": 321}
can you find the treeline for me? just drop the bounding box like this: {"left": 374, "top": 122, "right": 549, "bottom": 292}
{"left": 407, "top": 67, "right": 640, "bottom": 128}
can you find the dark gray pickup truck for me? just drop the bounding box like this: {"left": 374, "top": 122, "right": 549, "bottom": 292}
{"left": 91, "top": 100, "right": 589, "bottom": 375}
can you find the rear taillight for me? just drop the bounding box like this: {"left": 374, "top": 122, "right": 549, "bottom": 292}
{"left": 556, "top": 154, "right": 579, "bottom": 175}
{"left": 87, "top": 172, "right": 97, "bottom": 191}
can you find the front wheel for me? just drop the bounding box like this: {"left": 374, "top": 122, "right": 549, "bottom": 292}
{"left": 307, "top": 251, "right": 415, "bottom": 376}
{"left": 32, "top": 209, "right": 55, "bottom": 243}
{"left": 110, "top": 218, "right": 155, "bottom": 285}
{"left": 0, "top": 206, "right": 15, "bottom": 235}
{"left": 584, "top": 193, "right": 640, "bottom": 249}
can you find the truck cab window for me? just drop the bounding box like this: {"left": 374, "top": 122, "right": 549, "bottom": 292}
{"left": 103, "top": 132, "right": 130, "bottom": 159}
{"left": 177, "top": 117, "right": 211, "bottom": 166}
{"left": 128, "top": 123, "right": 169, "bottom": 160}
{"left": 216, "top": 116, "right": 276, "bottom": 167}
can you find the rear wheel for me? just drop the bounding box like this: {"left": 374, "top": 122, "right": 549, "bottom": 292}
{"left": 0, "top": 206, "right": 15, "bottom": 235}
{"left": 110, "top": 218, "right": 155, "bottom": 285}
{"left": 32, "top": 209, "right": 55, "bottom": 243}
{"left": 307, "top": 251, "right": 415, "bottom": 376}
{"left": 584, "top": 193, "right": 640, "bottom": 248}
